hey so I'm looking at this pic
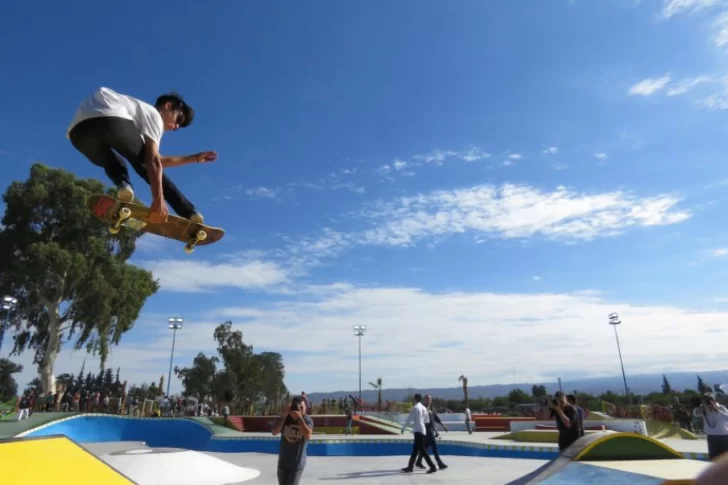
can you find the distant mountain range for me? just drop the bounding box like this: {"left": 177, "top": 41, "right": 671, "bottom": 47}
{"left": 304, "top": 370, "right": 728, "bottom": 403}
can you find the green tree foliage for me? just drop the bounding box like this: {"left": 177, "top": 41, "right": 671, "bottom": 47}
{"left": 0, "top": 164, "right": 159, "bottom": 394}
{"left": 507, "top": 388, "right": 530, "bottom": 404}
{"left": 661, "top": 375, "right": 672, "bottom": 394}
{"left": 175, "top": 321, "right": 288, "bottom": 413}
{"left": 0, "top": 358, "right": 23, "bottom": 401}
{"left": 697, "top": 375, "right": 711, "bottom": 394}
{"left": 175, "top": 352, "right": 219, "bottom": 400}
{"left": 531, "top": 384, "right": 547, "bottom": 398}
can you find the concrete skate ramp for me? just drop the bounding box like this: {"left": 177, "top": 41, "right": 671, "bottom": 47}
{"left": 505, "top": 433, "right": 706, "bottom": 485}
{"left": 0, "top": 435, "right": 137, "bottom": 485}
{"left": 20, "top": 415, "right": 213, "bottom": 450}
{"left": 100, "top": 447, "right": 261, "bottom": 485}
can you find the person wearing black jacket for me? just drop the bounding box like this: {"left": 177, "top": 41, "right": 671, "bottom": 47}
{"left": 415, "top": 395, "right": 448, "bottom": 470}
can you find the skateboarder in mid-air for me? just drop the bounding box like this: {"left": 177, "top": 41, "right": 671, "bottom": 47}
{"left": 67, "top": 87, "right": 217, "bottom": 224}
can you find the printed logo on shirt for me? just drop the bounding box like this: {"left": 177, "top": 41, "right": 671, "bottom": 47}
{"left": 283, "top": 424, "right": 303, "bottom": 443}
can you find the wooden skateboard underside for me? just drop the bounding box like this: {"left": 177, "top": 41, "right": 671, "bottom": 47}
{"left": 87, "top": 194, "right": 224, "bottom": 252}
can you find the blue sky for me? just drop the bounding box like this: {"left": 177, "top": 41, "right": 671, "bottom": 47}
{"left": 3, "top": 0, "right": 728, "bottom": 396}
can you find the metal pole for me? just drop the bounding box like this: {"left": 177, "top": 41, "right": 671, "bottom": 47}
{"left": 358, "top": 334, "right": 362, "bottom": 406}
{"left": 613, "top": 324, "right": 630, "bottom": 404}
{"left": 167, "top": 326, "right": 177, "bottom": 397}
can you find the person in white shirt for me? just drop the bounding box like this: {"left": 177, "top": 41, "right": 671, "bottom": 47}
{"left": 400, "top": 393, "right": 437, "bottom": 474}
{"left": 699, "top": 394, "right": 728, "bottom": 460}
{"left": 465, "top": 407, "right": 473, "bottom": 434}
{"left": 68, "top": 87, "right": 217, "bottom": 224}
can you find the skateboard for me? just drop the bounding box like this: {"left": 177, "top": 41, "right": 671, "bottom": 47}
{"left": 87, "top": 194, "right": 225, "bottom": 254}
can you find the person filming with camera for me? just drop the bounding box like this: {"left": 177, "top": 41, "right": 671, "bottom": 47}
{"left": 699, "top": 393, "right": 728, "bottom": 460}
{"left": 549, "top": 391, "right": 581, "bottom": 453}
{"left": 272, "top": 396, "right": 314, "bottom": 485}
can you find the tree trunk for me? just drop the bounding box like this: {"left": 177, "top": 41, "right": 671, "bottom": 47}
{"left": 40, "top": 304, "right": 61, "bottom": 395}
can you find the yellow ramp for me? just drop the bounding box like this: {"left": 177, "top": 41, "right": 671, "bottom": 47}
{"left": 0, "top": 435, "right": 137, "bottom": 485}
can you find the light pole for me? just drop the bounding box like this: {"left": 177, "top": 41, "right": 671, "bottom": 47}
{"left": 0, "top": 296, "right": 18, "bottom": 353}
{"left": 167, "top": 317, "right": 184, "bottom": 397}
{"left": 608, "top": 313, "right": 630, "bottom": 404}
{"left": 353, "top": 325, "right": 367, "bottom": 410}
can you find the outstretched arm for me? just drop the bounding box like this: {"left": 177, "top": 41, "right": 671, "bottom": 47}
{"left": 143, "top": 137, "right": 164, "bottom": 203}
{"left": 161, "top": 151, "right": 217, "bottom": 168}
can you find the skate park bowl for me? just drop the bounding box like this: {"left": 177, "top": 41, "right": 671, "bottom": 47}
{"left": 2, "top": 415, "right": 716, "bottom": 485}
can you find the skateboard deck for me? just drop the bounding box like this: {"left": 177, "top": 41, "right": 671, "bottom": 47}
{"left": 87, "top": 194, "right": 225, "bottom": 253}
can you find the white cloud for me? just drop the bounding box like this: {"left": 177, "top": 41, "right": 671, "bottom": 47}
{"left": 461, "top": 148, "right": 491, "bottom": 162}
{"left": 594, "top": 152, "right": 609, "bottom": 160}
{"left": 628, "top": 75, "right": 672, "bottom": 96}
{"left": 551, "top": 163, "right": 568, "bottom": 171}
{"left": 712, "top": 248, "right": 728, "bottom": 256}
{"left": 508, "top": 153, "right": 523, "bottom": 160}
{"left": 532, "top": 276, "right": 542, "bottom": 281}
{"left": 348, "top": 183, "right": 692, "bottom": 248}
{"left": 542, "top": 147, "right": 559, "bottom": 154}
{"left": 140, "top": 259, "right": 289, "bottom": 292}
{"left": 392, "top": 159, "right": 409, "bottom": 171}
{"left": 661, "top": 0, "right": 719, "bottom": 19}
{"left": 201, "top": 285, "right": 728, "bottom": 389}
{"left": 713, "top": 11, "right": 728, "bottom": 45}
{"left": 246, "top": 186, "right": 278, "bottom": 199}
{"left": 503, "top": 160, "right": 516, "bottom": 167}
{"left": 6, "top": 283, "right": 728, "bottom": 393}
{"left": 666, "top": 75, "right": 714, "bottom": 95}
{"left": 412, "top": 150, "right": 459, "bottom": 165}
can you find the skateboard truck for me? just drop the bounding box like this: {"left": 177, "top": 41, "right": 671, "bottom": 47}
{"left": 184, "top": 229, "right": 208, "bottom": 254}
{"left": 109, "top": 207, "right": 132, "bottom": 235}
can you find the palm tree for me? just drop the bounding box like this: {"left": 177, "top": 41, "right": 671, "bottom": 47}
{"left": 368, "top": 377, "right": 383, "bottom": 415}
{"left": 458, "top": 375, "right": 469, "bottom": 409}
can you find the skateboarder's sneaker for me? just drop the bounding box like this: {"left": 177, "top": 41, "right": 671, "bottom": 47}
{"left": 189, "top": 212, "right": 204, "bottom": 224}
{"left": 117, "top": 183, "right": 134, "bottom": 203}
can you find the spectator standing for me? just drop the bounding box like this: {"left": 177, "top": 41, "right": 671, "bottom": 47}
{"left": 550, "top": 392, "right": 580, "bottom": 453}
{"left": 464, "top": 407, "right": 473, "bottom": 434}
{"left": 700, "top": 394, "right": 728, "bottom": 460}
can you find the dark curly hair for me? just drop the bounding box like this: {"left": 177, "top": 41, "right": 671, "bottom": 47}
{"left": 155, "top": 92, "right": 195, "bottom": 128}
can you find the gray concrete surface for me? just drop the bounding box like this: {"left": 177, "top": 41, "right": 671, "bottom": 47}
{"left": 84, "top": 442, "right": 547, "bottom": 485}
{"left": 207, "top": 452, "right": 548, "bottom": 484}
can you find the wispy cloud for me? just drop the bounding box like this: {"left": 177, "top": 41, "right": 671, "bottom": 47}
{"left": 661, "top": 0, "right": 720, "bottom": 19}
{"left": 594, "top": 152, "right": 609, "bottom": 160}
{"left": 355, "top": 184, "right": 691, "bottom": 246}
{"left": 542, "top": 147, "right": 559, "bottom": 155}
{"left": 376, "top": 148, "right": 492, "bottom": 179}
{"left": 628, "top": 75, "right": 672, "bottom": 96}
{"left": 666, "top": 75, "right": 715, "bottom": 96}
{"left": 246, "top": 186, "right": 278, "bottom": 199}
{"left": 712, "top": 248, "right": 728, "bottom": 257}
{"left": 140, "top": 259, "right": 289, "bottom": 292}
{"left": 508, "top": 153, "right": 523, "bottom": 160}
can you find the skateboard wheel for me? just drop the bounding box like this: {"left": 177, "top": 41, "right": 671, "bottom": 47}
{"left": 184, "top": 245, "right": 194, "bottom": 254}
{"left": 196, "top": 230, "right": 207, "bottom": 242}
{"left": 120, "top": 207, "right": 132, "bottom": 219}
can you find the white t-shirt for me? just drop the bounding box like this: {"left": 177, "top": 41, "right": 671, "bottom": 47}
{"left": 403, "top": 402, "right": 430, "bottom": 434}
{"left": 702, "top": 404, "right": 728, "bottom": 436}
{"left": 67, "top": 87, "right": 164, "bottom": 146}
